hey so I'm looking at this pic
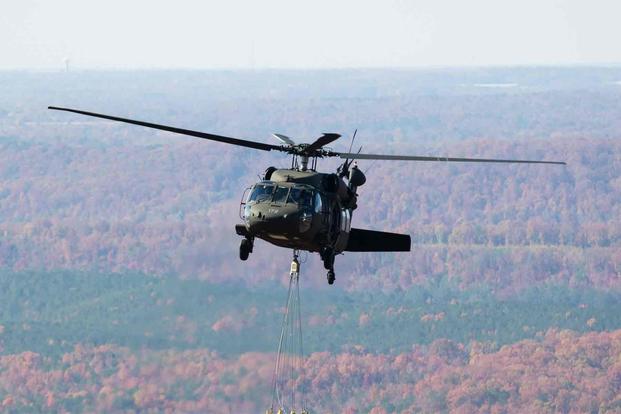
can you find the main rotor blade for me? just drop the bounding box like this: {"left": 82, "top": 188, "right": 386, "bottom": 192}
{"left": 48, "top": 106, "right": 283, "bottom": 152}
{"left": 335, "top": 152, "right": 566, "bottom": 165}
{"left": 272, "top": 133, "right": 296, "bottom": 145}
{"left": 305, "top": 133, "right": 341, "bottom": 154}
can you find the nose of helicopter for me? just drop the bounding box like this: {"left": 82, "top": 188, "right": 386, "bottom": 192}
{"left": 244, "top": 204, "right": 300, "bottom": 234}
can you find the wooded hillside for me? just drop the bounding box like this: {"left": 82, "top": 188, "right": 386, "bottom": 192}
{"left": 1, "top": 68, "right": 620, "bottom": 411}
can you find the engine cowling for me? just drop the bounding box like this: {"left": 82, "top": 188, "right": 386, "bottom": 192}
{"left": 322, "top": 173, "right": 340, "bottom": 193}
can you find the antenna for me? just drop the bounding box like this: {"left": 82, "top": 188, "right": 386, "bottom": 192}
{"left": 348, "top": 129, "right": 357, "bottom": 154}
{"left": 338, "top": 130, "right": 359, "bottom": 177}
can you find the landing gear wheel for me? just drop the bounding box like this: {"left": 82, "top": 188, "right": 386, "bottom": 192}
{"left": 327, "top": 270, "right": 335, "bottom": 285}
{"left": 239, "top": 238, "right": 252, "bottom": 261}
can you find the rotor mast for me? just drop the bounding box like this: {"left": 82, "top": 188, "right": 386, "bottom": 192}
{"left": 300, "top": 155, "right": 310, "bottom": 171}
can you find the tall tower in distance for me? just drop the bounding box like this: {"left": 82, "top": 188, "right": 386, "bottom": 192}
{"left": 63, "top": 57, "right": 70, "bottom": 73}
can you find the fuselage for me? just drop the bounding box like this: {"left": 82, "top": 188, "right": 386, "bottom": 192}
{"left": 241, "top": 169, "right": 354, "bottom": 253}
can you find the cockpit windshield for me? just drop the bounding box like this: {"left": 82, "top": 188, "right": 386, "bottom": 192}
{"left": 248, "top": 183, "right": 317, "bottom": 207}
{"left": 247, "top": 184, "right": 274, "bottom": 203}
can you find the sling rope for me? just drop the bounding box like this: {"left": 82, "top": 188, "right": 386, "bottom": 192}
{"left": 268, "top": 251, "right": 308, "bottom": 414}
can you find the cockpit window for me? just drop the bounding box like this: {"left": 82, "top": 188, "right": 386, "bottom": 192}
{"left": 272, "top": 186, "right": 290, "bottom": 204}
{"left": 287, "top": 188, "right": 313, "bottom": 206}
{"left": 248, "top": 184, "right": 274, "bottom": 203}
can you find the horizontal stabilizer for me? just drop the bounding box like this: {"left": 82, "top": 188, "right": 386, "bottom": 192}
{"left": 345, "top": 228, "right": 411, "bottom": 252}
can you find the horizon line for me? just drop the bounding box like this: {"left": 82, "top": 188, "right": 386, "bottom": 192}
{"left": 2, "top": 61, "right": 621, "bottom": 73}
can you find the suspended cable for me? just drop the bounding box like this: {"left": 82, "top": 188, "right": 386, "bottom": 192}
{"left": 268, "top": 250, "right": 308, "bottom": 414}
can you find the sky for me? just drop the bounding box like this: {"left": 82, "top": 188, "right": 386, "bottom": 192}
{"left": 1, "top": 0, "right": 620, "bottom": 70}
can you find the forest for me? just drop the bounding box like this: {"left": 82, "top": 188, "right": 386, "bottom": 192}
{"left": 1, "top": 67, "right": 621, "bottom": 411}
{"left": 2, "top": 270, "right": 621, "bottom": 358}
{"left": 2, "top": 327, "right": 621, "bottom": 412}
{"left": 1, "top": 133, "right": 619, "bottom": 294}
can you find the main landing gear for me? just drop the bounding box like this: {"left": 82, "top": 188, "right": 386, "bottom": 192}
{"left": 321, "top": 247, "right": 336, "bottom": 285}
{"left": 239, "top": 237, "right": 253, "bottom": 261}
{"left": 327, "top": 270, "right": 335, "bottom": 285}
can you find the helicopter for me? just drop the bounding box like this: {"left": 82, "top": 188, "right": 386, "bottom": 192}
{"left": 48, "top": 106, "right": 566, "bottom": 285}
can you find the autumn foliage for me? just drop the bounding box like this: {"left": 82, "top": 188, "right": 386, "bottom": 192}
{"left": 0, "top": 330, "right": 620, "bottom": 412}
{"left": 2, "top": 68, "right": 621, "bottom": 412}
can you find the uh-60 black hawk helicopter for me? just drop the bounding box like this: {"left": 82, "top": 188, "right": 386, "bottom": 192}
{"left": 49, "top": 106, "right": 566, "bottom": 285}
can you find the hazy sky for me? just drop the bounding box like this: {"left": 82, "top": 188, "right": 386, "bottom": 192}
{"left": 1, "top": 0, "right": 620, "bottom": 70}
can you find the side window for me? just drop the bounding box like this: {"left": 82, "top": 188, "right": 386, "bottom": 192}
{"left": 287, "top": 188, "right": 312, "bottom": 206}
{"left": 299, "top": 190, "right": 312, "bottom": 207}
{"left": 287, "top": 188, "right": 301, "bottom": 204}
